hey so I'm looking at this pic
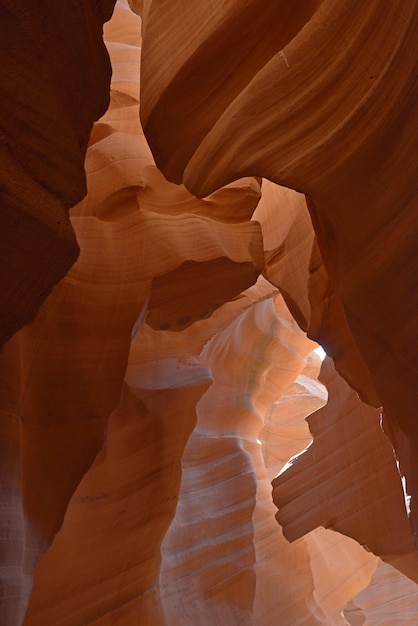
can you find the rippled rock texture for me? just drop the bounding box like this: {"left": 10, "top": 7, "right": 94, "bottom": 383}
{"left": 0, "top": 0, "right": 116, "bottom": 348}
{"left": 140, "top": 0, "right": 418, "bottom": 527}
{"left": 1, "top": 0, "right": 418, "bottom": 624}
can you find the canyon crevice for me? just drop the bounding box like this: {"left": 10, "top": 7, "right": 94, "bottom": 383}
{"left": 0, "top": 1, "right": 417, "bottom": 624}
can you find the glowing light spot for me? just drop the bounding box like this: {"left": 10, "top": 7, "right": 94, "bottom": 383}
{"left": 314, "top": 346, "right": 326, "bottom": 361}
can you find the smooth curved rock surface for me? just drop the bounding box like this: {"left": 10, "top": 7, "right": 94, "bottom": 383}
{"left": 140, "top": 0, "right": 418, "bottom": 531}
{"left": 1, "top": 1, "right": 417, "bottom": 624}
{"left": 0, "top": 0, "right": 116, "bottom": 348}
{"left": 345, "top": 561, "right": 418, "bottom": 625}
{"left": 273, "top": 357, "right": 418, "bottom": 581}
{"left": 24, "top": 285, "right": 380, "bottom": 625}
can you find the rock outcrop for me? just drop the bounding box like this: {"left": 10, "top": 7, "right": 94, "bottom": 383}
{"left": 0, "top": 0, "right": 116, "bottom": 348}
{"left": 140, "top": 0, "right": 418, "bottom": 578}
{"left": 140, "top": 0, "right": 418, "bottom": 528}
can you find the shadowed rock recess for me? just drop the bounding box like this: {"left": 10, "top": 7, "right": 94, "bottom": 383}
{"left": 0, "top": 1, "right": 417, "bottom": 624}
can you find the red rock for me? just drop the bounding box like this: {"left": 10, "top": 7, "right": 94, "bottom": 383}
{"left": 0, "top": 0, "right": 116, "bottom": 347}
{"left": 1, "top": 1, "right": 418, "bottom": 623}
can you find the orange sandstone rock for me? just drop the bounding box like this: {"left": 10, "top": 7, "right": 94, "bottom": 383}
{"left": 273, "top": 357, "right": 418, "bottom": 580}
{"left": 1, "top": 0, "right": 417, "bottom": 624}
{"left": 140, "top": 0, "right": 418, "bottom": 571}
{"left": 0, "top": 0, "right": 116, "bottom": 347}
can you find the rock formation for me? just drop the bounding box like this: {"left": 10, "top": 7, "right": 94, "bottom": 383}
{"left": 0, "top": 0, "right": 116, "bottom": 348}
{"left": 0, "top": 0, "right": 417, "bottom": 624}
{"left": 140, "top": 0, "right": 418, "bottom": 530}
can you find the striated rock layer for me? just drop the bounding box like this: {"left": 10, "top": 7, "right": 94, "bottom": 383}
{"left": 0, "top": 0, "right": 117, "bottom": 348}
{"left": 140, "top": 0, "right": 418, "bottom": 533}
{"left": 273, "top": 357, "right": 418, "bottom": 580}
{"left": 0, "top": 0, "right": 417, "bottom": 624}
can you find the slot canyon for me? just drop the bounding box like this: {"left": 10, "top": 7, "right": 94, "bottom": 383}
{"left": 0, "top": 1, "right": 417, "bottom": 624}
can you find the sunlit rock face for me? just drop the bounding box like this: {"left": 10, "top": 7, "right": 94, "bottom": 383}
{"left": 140, "top": 0, "right": 418, "bottom": 539}
{"left": 1, "top": 1, "right": 418, "bottom": 624}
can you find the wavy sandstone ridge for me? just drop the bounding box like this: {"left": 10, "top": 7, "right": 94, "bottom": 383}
{"left": 140, "top": 0, "right": 418, "bottom": 583}
{"left": 0, "top": 0, "right": 417, "bottom": 624}
{"left": 0, "top": 0, "right": 117, "bottom": 347}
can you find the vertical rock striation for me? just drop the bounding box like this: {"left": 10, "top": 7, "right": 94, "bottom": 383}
{"left": 140, "top": 0, "right": 418, "bottom": 575}
{"left": 0, "top": 0, "right": 116, "bottom": 347}
{"left": 0, "top": 0, "right": 417, "bottom": 623}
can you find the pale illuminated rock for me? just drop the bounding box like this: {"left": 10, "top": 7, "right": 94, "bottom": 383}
{"left": 273, "top": 358, "right": 418, "bottom": 581}
{"left": 345, "top": 561, "right": 418, "bottom": 625}
{"left": 0, "top": 1, "right": 417, "bottom": 624}
{"left": 140, "top": 0, "right": 418, "bottom": 538}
